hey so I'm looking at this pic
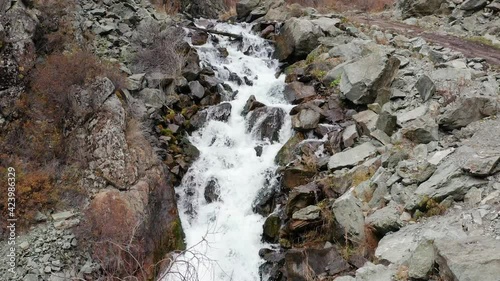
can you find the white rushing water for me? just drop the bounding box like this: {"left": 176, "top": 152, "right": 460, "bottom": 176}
{"left": 162, "top": 23, "right": 293, "bottom": 281}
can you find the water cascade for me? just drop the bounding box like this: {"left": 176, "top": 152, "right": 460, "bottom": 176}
{"left": 163, "top": 22, "right": 293, "bottom": 281}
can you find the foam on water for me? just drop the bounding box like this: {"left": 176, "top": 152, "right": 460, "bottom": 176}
{"left": 162, "top": 22, "right": 292, "bottom": 281}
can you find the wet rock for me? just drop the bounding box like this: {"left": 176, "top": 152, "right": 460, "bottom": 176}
{"left": 191, "top": 103, "right": 232, "bottom": 130}
{"left": 253, "top": 176, "right": 279, "bottom": 216}
{"left": 242, "top": 95, "right": 266, "bottom": 115}
{"left": 204, "top": 178, "right": 220, "bottom": 203}
{"left": 292, "top": 205, "right": 321, "bottom": 221}
{"left": 254, "top": 146, "right": 263, "bottom": 157}
{"left": 328, "top": 142, "right": 378, "bottom": 170}
{"left": 281, "top": 165, "right": 316, "bottom": 189}
{"left": 275, "top": 18, "right": 324, "bottom": 62}
{"left": 284, "top": 247, "right": 350, "bottom": 280}
{"left": 415, "top": 75, "right": 436, "bottom": 102}
{"left": 191, "top": 30, "right": 208, "bottom": 45}
{"left": 263, "top": 214, "right": 281, "bottom": 243}
{"left": 434, "top": 236, "right": 500, "bottom": 281}
{"left": 283, "top": 82, "right": 316, "bottom": 104}
{"left": 291, "top": 109, "right": 321, "bottom": 131}
{"left": 275, "top": 133, "right": 305, "bottom": 166}
{"left": 247, "top": 107, "right": 286, "bottom": 143}
{"left": 188, "top": 81, "right": 205, "bottom": 99}
{"left": 438, "top": 96, "right": 498, "bottom": 130}
{"left": 260, "top": 25, "right": 275, "bottom": 39}
{"left": 339, "top": 53, "right": 400, "bottom": 105}
{"left": 285, "top": 183, "right": 320, "bottom": 216}
{"left": 199, "top": 74, "right": 221, "bottom": 91}
{"left": 332, "top": 191, "right": 365, "bottom": 243}
{"left": 403, "top": 116, "right": 439, "bottom": 144}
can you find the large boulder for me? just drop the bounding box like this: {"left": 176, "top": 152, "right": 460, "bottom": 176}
{"left": 291, "top": 109, "right": 321, "bottom": 131}
{"left": 284, "top": 247, "right": 350, "bottom": 280}
{"left": 191, "top": 103, "right": 232, "bottom": 130}
{"left": 438, "top": 96, "right": 498, "bottom": 130}
{"left": 397, "top": 0, "right": 448, "bottom": 19}
{"left": 247, "top": 106, "right": 285, "bottom": 143}
{"left": 331, "top": 191, "right": 365, "bottom": 243}
{"left": 366, "top": 202, "right": 403, "bottom": 235}
{"left": 402, "top": 116, "right": 439, "bottom": 144}
{"left": 435, "top": 236, "right": 500, "bottom": 281}
{"left": 284, "top": 81, "right": 316, "bottom": 104}
{"left": 236, "top": 0, "right": 261, "bottom": 19}
{"left": 285, "top": 183, "right": 320, "bottom": 216}
{"left": 338, "top": 53, "right": 400, "bottom": 105}
{"left": 328, "top": 142, "right": 378, "bottom": 170}
{"left": 406, "top": 161, "right": 487, "bottom": 210}
{"left": 275, "top": 18, "right": 324, "bottom": 62}
{"left": 275, "top": 132, "right": 305, "bottom": 166}
{"left": 460, "top": 0, "right": 488, "bottom": 11}
{"left": 181, "top": 0, "right": 227, "bottom": 19}
{"left": 375, "top": 213, "right": 466, "bottom": 265}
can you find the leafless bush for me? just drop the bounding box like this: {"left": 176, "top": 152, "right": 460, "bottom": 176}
{"left": 131, "top": 22, "right": 186, "bottom": 76}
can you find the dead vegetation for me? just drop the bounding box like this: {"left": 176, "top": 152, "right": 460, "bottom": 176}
{"left": 131, "top": 22, "right": 187, "bottom": 76}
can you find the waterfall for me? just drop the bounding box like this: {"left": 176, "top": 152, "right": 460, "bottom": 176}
{"left": 161, "top": 22, "right": 293, "bottom": 281}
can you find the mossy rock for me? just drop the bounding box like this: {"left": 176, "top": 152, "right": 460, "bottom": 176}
{"left": 263, "top": 214, "right": 281, "bottom": 243}
{"left": 275, "top": 132, "right": 305, "bottom": 166}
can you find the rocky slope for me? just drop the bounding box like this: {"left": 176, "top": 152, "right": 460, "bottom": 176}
{"left": 393, "top": 0, "right": 500, "bottom": 47}
{"left": 1, "top": 0, "right": 499, "bottom": 280}
{"left": 236, "top": 0, "right": 500, "bottom": 280}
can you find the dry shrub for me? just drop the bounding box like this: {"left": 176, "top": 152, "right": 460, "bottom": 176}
{"left": 150, "top": 0, "right": 236, "bottom": 14}
{"left": 31, "top": 50, "right": 126, "bottom": 117}
{"left": 286, "top": 0, "right": 395, "bottom": 12}
{"left": 131, "top": 22, "right": 186, "bottom": 76}
{"left": 0, "top": 164, "right": 59, "bottom": 228}
{"left": 33, "top": 0, "right": 76, "bottom": 54}
{"left": 80, "top": 190, "right": 146, "bottom": 279}
{"left": 150, "top": 0, "right": 181, "bottom": 14}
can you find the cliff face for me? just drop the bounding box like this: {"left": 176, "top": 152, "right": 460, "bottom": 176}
{"left": 0, "top": 0, "right": 192, "bottom": 279}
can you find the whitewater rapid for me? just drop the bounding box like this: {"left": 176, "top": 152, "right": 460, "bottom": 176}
{"left": 162, "top": 23, "right": 293, "bottom": 281}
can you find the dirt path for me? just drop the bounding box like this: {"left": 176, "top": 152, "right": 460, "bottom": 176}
{"left": 350, "top": 14, "right": 500, "bottom": 66}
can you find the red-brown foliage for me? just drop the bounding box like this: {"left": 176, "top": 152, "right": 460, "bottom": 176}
{"left": 30, "top": 50, "right": 126, "bottom": 117}
{"left": 33, "top": 0, "right": 76, "bottom": 54}
{"left": 0, "top": 162, "right": 59, "bottom": 228}
{"left": 80, "top": 190, "right": 146, "bottom": 278}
